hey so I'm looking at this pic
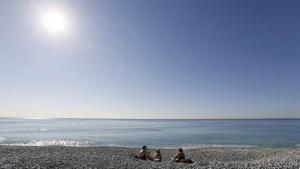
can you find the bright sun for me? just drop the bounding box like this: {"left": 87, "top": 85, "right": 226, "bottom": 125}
{"left": 42, "top": 9, "right": 66, "bottom": 33}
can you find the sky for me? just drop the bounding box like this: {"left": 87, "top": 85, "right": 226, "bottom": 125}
{"left": 0, "top": 0, "right": 299, "bottom": 119}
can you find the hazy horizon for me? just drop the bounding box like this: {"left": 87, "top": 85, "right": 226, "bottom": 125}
{"left": 1, "top": 0, "right": 300, "bottom": 119}
{"left": 1, "top": 117, "right": 300, "bottom": 120}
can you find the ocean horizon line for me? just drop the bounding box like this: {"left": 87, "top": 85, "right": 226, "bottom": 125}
{"left": 1, "top": 117, "right": 300, "bottom": 120}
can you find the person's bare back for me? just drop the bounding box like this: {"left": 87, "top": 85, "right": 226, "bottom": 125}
{"left": 150, "top": 149, "right": 161, "bottom": 162}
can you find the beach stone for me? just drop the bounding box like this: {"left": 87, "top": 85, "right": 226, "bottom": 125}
{"left": 0, "top": 146, "right": 300, "bottom": 169}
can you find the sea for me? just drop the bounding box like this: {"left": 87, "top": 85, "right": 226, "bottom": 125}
{"left": 0, "top": 118, "right": 299, "bottom": 149}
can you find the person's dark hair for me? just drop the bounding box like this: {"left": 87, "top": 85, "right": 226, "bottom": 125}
{"left": 142, "top": 145, "right": 147, "bottom": 150}
{"left": 156, "top": 149, "right": 160, "bottom": 153}
{"left": 178, "top": 148, "right": 183, "bottom": 152}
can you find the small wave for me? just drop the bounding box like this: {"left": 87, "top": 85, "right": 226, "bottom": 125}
{"left": 0, "top": 137, "right": 5, "bottom": 142}
{"left": 0, "top": 139, "right": 94, "bottom": 147}
{"left": 73, "top": 143, "right": 258, "bottom": 149}
{"left": 183, "top": 144, "right": 258, "bottom": 149}
{"left": 158, "top": 144, "right": 258, "bottom": 149}
{"left": 21, "top": 117, "right": 52, "bottom": 120}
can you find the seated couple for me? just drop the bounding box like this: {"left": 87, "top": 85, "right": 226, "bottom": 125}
{"left": 135, "top": 146, "right": 193, "bottom": 163}
{"left": 136, "top": 145, "right": 161, "bottom": 162}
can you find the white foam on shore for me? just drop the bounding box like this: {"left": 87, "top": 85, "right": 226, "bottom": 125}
{"left": 0, "top": 139, "right": 93, "bottom": 147}
{"left": 0, "top": 139, "right": 258, "bottom": 149}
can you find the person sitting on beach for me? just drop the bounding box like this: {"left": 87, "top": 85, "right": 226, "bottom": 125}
{"left": 149, "top": 149, "right": 161, "bottom": 162}
{"left": 172, "top": 148, "right": 193, "bottom": 163}
{"left": 172, "top": 148, "right": 185, "bottom": 162}
{"left": 136, "top": 145, "right": 149, "bottom": 160}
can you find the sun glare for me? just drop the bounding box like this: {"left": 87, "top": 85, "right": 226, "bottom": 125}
{"left": 42, "top": 9, "right": 66, "bottom": 33}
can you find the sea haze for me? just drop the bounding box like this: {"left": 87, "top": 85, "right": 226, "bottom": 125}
{"left": 0, "top": 118, "right": 299, "bottom": 148}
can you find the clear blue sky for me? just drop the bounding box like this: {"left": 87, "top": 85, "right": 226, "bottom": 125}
{"left": 0, "top": 0, "right": 299, "bottom": 118}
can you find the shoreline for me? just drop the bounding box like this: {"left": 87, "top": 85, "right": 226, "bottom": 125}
{"left": 0, "top": 146, "right": 299, "bottom": 168}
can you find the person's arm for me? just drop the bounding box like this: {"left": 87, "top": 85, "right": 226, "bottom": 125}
{"left": 173, "top": 152, "right": 179, "bottom": 159}
{"left": 139, "top": 150, "right": 147, "bottom": 159}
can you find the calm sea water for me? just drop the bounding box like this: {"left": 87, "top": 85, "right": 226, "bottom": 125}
{"left": 0, "top": 118, "right": 299, "bottom": 148}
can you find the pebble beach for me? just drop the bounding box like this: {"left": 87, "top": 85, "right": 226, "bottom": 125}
{"left": 0, "top": 146, "right": 299, "bottom": 169}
